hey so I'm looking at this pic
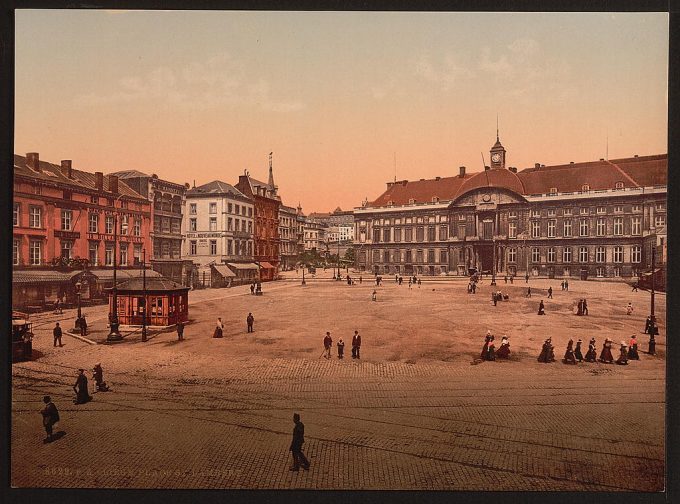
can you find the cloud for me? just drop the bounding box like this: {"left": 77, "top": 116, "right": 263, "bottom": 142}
{"left": 414, "top": 54, "right": 475, "bottom": 90}
{"left": 74, "top": 53, "right": 305, "bottom": 112}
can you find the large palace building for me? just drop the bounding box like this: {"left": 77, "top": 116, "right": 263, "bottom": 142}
{"left": 354, "top": 135, "right": 666, "bottom": 280}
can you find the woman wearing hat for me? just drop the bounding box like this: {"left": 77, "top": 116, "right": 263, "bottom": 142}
{"left": 92, "top": 363, "right": 109, "bottom": 392}
{"left": 538, "top": 337, "right": 555, "bottom": 363}
{"left": 574, "top": 339, "right": 584, "bottom": 362}
{"left": 481, "top": 331, "right": 492, "bottom": 360}
{"left": 628, "top": 335, "right": 640, "bottom": 360}
{"left": 599, "top": 338, "right": 614, "bottom": 364}
{"left": 584, "top": 338, "right": 597, "bottom": 362}
{"left": 496, "top": 335, "right": 510, "bottom": 359}
{"left": 562, "top": 339, "right": 577, "bottom": 365}
{"left": 616, "top": 342, "right": 629, "bottom": 365}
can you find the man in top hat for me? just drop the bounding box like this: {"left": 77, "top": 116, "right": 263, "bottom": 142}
{"left": 548, "top": 286, "right": 553, "bottom": 299}
{"left": 323, "top": 332, "right": 333, "bottom": 359}
{"left": 351, "top": 331, "right": 361, "bottom": 359}
{"left": 40, "top": 395, "right": 60, "bottom": 443}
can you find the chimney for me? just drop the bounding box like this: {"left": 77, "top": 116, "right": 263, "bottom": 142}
{"left": 509, "top": 167, "right": 517, "bottom": 173}
{"left": 435, "top": 176, "right": 441, "bottom": 181}
{"left": 484, "top": 165, "right": 490, "bottom": 171}
{"left": 569, "top": 161, "right": 574, "bottom": 164}
{"left": 386, "top": 182, "right": 394, "bottom": 188}
{"left": 459, "top": 166, "right": 466, "bottom": 177}
{"left": 60, "top": 160, "right": 72, "bottom": 178}
{"left": 634, "top": 154, "right": 639, "bottom": 158}
{"left": 108, "top": 174, "right": 119, "bottom": 194}
{"left": 26, "top": 152, "right": 40, "bottom": 172}
{"left": 534, "top": 163, "right": 540, "bottom": 169}
{"left": 95, "top": 171, "right": 104, "bottom": 191}
{"left": 599, "top": 158, "right": 604, "bottom": 161}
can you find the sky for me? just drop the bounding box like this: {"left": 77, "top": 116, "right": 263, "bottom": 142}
{"left": 15, "top": 10, "right": 668, "bottom": 213}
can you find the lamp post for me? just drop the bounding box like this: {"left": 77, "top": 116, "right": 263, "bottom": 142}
{"left": 491, "top": 238, "right": 497, "bottom": 286}
{"left": 648, "top": 244, "right": 657, "bottom": 355}
{"left": 302, "top": 261, "right": 306, "bottom": 285}
{"left": 337, "top": 239, "right": 341, "bottom": 280}
{"left": 141, "top": 247, "right": 147, "bottom": 342}
{"left": 107, "top": 210, "right": 123, "bottom": 343}
{"left": 73, "top": 280, "right": 82, "bottom": 332}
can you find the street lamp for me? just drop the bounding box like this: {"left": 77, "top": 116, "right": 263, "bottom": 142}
{"left": 73, "top": 280, "right": 82, "bottom": 332}
{"left": 648, "top": 243, "right": 657, "bottom": 355}
{"left": 301, "top": 262, "right": 306, "bottom": 285}
{"left": 107, "top": 201, "right": 124, "bottom": 343}
{"left": 491, "top": 238, "right": 497, "bottom": 286}
{"left": 141, "top": 247, "right": 147, "bottom": 342}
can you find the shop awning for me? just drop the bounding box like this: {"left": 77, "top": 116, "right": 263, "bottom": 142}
{"left": 226, "top": 262, "right": 260, "bottom": 270}
{"left": 259, "top": 262, "right": 275, "bottom": 269}
{"left": 212, "top": 264, "right": 236, "bottom": 278}
{"left": 12, "top": 270, "right": 82, "bottom": 284}
{"left": 90, "top": 268, "right": 162, "bottom": 280}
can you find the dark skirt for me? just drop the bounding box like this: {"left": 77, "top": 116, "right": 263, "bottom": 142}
{"left": 628, "top": 344, "right": 640, "bottom": 360}
{"left": 563, "top": 350, "right": 576, "bottom": 364}
{"left": 599, "top": 347, "right": 614, "bottom": 363}
{"left": 585, "top": 347, "right": 597, "bottom": 362}
{"left": 487, "top": 346, "right": 496, "bottom": 361}
{"left": 574, "top": 346, "right": 584, "bottom": 361}
{"left": 481, "top": 343, "right": 489, "bottom": 360}
{"left": 213, "top": 327, "right": 223, "bottom": 338}
{"left": 496, "top": 344, "right": 510, "bottom": 359}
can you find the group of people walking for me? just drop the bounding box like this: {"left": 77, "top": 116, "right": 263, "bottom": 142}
{"left": 538, "top": 335, "right": 640, "bottom": 365}
{"left": 480, "top": 331, "right": 511, "bottom": 361}
{"left": 323, "top": 331, "right": 361, "bottom": 359}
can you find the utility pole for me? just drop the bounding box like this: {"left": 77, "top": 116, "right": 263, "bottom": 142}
{"left": 648, "top": 244, "right": 656, "bottom": 354}
{"left": 106, "top": 212, "right": 123, "bottom": 343}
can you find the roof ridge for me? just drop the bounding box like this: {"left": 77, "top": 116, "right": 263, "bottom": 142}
{"left": 605, "top": 160, "right": 640, "bottom": 188}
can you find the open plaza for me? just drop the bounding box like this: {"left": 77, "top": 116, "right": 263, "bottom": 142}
{"left": 11, "top": 270, "right": 665, "bottom": 491}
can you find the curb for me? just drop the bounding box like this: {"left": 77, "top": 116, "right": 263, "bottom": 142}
{"left": 63, "top": 331, "right": 98, "bottom": 346}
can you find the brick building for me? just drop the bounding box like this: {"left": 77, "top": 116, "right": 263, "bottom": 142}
{"left": 278, "top": 204, "right": 299, "bottom": 271}
{"left": 355, "top": 136, "right": 666, "bottom": 280}
{"left": 234, "top": 156, "right": 281, "bottom": 281}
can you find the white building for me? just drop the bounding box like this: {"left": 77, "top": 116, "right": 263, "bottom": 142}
{"left": 183, "top": 181, "right": 257, "bottom": 286}
{"left": 328, "top": 224, "right": 354, "bottom": 243}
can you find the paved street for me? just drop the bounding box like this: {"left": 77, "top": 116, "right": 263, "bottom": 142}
{"left": 12, "top": 274, "right": 665, "bottom": 490}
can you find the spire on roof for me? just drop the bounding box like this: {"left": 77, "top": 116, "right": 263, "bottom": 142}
{"left": 268, "top": 152, "right": 276, "bottom": 191}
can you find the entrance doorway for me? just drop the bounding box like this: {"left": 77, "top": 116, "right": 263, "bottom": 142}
{"left": 475, "top": 244, "right": 494, "bottom": 273}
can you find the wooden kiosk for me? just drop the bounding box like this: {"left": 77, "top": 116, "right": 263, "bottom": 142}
{"left": 108, "top": 277, "right": 189, "bottom": 327}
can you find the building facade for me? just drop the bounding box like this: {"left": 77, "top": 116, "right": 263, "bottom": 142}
{"left": 111, "top": 170, "right": 192, "bottom": 285}
{"left": 279, "top": 204, "right": 299, "bottom": 270}
{"left": 234, "top": 159, "right": 281, "bottom": 281}
{"left": 183, "top": 181, "right": 256, "bottom": 287}
{"left": 355, "top": 137, "right": 666, "bottom": 280}
{"left": 13, "top": 152, "right": 152, "bottom": 308}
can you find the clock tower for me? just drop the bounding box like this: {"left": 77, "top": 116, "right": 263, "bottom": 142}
{"left": 490, "top": 127, "right": 506, "bottom": 170}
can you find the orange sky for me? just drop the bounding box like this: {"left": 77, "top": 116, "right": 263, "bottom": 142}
{"left": 15, "top": 11, "right": 668, "bottom": 212}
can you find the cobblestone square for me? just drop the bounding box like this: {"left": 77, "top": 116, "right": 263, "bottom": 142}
{"left": 11, "top": 273, "right": 665, "bottom": 490}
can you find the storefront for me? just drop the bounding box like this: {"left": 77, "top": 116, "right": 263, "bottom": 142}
{"left": 12, "top": 270, "right": 97, "bottom": 312}
{"left": 226, "top": 262, "right": 259, "bottom": 285}
{"left": 210, "top": 264, "right": 236, "bottom": 288}
{"left": 108, "top": 276, "right": 189, "bottom": 327}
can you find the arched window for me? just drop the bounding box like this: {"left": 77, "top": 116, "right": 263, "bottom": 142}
{"left": 581, "top": 184, "right": 590, "bottom": 192}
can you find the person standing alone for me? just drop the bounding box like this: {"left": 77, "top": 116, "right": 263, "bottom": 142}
{"left": 53, "top": 322, "right": 63, "bottom": 347}
{"left": 40, "top": 395, "right": 60, "bottom": 443}
{"left": 352, "top": 330, "right": 362, "bottom": 359}
{"left": 289, "top": 413, "right": 310, "bottom": 471}
{"left": 247, "top": 312, "right": 255, "bottom": 333}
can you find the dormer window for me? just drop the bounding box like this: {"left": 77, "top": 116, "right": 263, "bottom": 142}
{"left": 432, "top": 196, "right": 439, "bottom": 203}
{"left": 615, "top": 181, "right": 624, "bottom": 190}
{"left": 581, "top": 184, "right": 590, "bottom": 192}
{"left": 549, "top": 187, "right": 557, "bottom": 195}
{"left": 387, "top": 200, "right": 394, "bottom": 206}
{"left": 408, "top": 198, "right": 416, "bottom": 204}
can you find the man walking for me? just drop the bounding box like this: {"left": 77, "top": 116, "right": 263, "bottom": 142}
{"left": 525, "top": 273, "right": 529, "bottom": 284}
{"left": 352, "top": 330, "right": 362, "bottom": 359}
{"left": 53, "top": 322, "right": 63, "bottom": 347}
{"left": 289, "top": 413, "right": 310, "bottom": 471}
{"left": 250, "top": 283, "right": 255, "bottom": 295}
{"left": 247, "top": 312, "right": 255, "bottom": 333}
{"left": 526, "top": 287, "right": 532, "bottom": 298}
{"left": 40, "top": 395, "right": 60, "bottom": 443}
{"left": 80, "top": 315, "right": 88, "bottom": 337}
{"left": 323, "top": 332, "right": 332, "bottom": 359}
{"left": 548, "top": 286, "right": 553, "bottom": 299}
{"left": 176, "top": 320, "right": 184, "bottom": 341}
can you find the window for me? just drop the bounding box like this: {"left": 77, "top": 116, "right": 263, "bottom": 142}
{"left": 133, "top": 218, "right": 141, "bottom": 236}
{"left": 579, "top": 247, "right": 589, "bottom": 263}
{"left": 405, "top": 250, "right": 412, "bottom": 263}
{"left": 13, "top": 203, "right": 19, "bottom": 226}
{"left": 120, "top": 244, "right": 128, "bottom": 266}
{"left": 508, "top": 221, "right": 517, "bottom": 238}
{"left": 458, "top": 214, "right": 467, "bottom": 221}
{"left": 383, "top": 228, "right": 391, "bottom": 243}
{"left": 596, "top": 246, "right": 605, "bottom": 263}
{"left": 564, "top": 208, "right": 572, "bottom": 216}
{"left": 428, "top": 226, "right": 436, "bottom": 242}
{"left": 579, "top": 219, "right": 589, "bottom": 236}
{"left": 531, "top": 209, "right": 540, "bottom": 218}
{"left": 631, "top": 216, "right": 641, "bottom": 235}
{"left": 508, "top": 248, "right": 516, "bottom": 263}
{"left": 13, "top": 239, "right": 19, "bottom": 265}
{"left": 655, "top": 215, "right": 665, "bottom": 228}
{"left": 547, "top": 247, "right": 555, "bottom": 263}
{"left": 209, "top": 217, "right": 217, "bottom": 231}
{"left": 190, "top": 218, "right": 197, "bottom": 231}
{"left": 210, "top": 203, "right": 217, "bottom": 214}
{"left": 29, "top": 206, "right": 42, "bottom": 228}
{"left": 613, "top": 217, "right": 623, "bottom": 236}
{"left": 532, "top": 247, "right": 540, "bottom": 263}
{"left": 190, "top": 203, "right": 197, "bottom": 215}
{"left": 90, "top": 195, "right": 99, "bottom": 205}
{"left": 428, "top": 250, "right": 435, "bottom": 263}
{"left": 60, "top": 240, "right": 72, "bottom": 259}
{"left": 105, "top": 243, "right": 114, "bottom": 266}
{"left": 404, "top": 228, "right": 412, "bottom": 242}
{"left": 508, "top": 211, "right": 517, "bottom": 219}
{"left": 248, "top": 207, "right": 253, "bottom": 217}
{"left": 614, "top": 205, "right": 623, "bottom": 213}
{"left": 632, "top": 245, "right": 641, "bottom": 263}
{"left": 105, "top": 215, "right": 114, "bottom": 234}
{"left": 596, "top": 218, "right": 606, "bottom": 236}
{"left": 615, "top": 181, "right": 624, "bottom": 190}
{"left": 563, "top": 247, "right": 572, "bottom": 263}
{"left": 394, "top": 228, "right": 402, "bottom": 242}
{"left": 549, "top": 187, "right": 557, "bottom": 195}
{"left": 63, "top": 190, "right": 73, "bottom": 200}
{"left": 131, "top": 244, "right": 141, "bottom": 265}
{"left": 34, "top": 185, "right": 42, "bottom": 195}
{"left": 210, "top": 240, "right": 217, "bottom": 255}
{"left": 416, "top": 250, "right": 424, "bottom": 263}
{"left": 248, "top": 221, "right": 252, "bottom": 233}
{"left": 580, "top": 207, "right": 589, "bottom": 215}
{"left": 632, "top": 205, "right": 641, "bottom": 212}
{"left": 121, "top": 200, "right": 128, "bottom": 210}
{"left": 439, "top": 225, "right": 448, "bottom": 241}
{"left": 235, "top": 204, "right": 240, "bottom": 215}
{"left": 120, "top": 215, "right": 129, "bottom": 235}
{"left": 89, "top": 242, "right": 99, "bottom": 266}
{"left": 190, "top": 240, "right": 197, "bottom": 255}
{"left": 408, "top": 198, "right": 416, "bottom": 204}
{"left": 440, "top": 250, "right": 447, "bottom": 264}
{"left": 655, "top": 202, "right": 665, "bottom": 211}
{"left": 563, "top": 219, "right": 572, "bottom": 237}
{"left": 614, "top": 246, "right": 624, "bottom": 263}
{"left": 547, "top": 220, "right": 556, "bottom": 238}
{"left": 597, "top": 206, "right": 606, "bottom": 214}
{"left": 88, "top": 213, "right": 98, "bottom": 233}
{"left": 29, "top": 240, "right": 42, "bottom": 265}
{"left": 531, "top": 221, "right": 540, "bottom": 238}
{"left": 547, "top": 208, "right": 556, "bottom": 217}
{"left": 416, "top": 227, "right": 424, "bottom": 242}
{"left": 596, "top": 266, "right": 605, "bottom": 278}
{"left": 581, "top": 184, "right": 590, "bottom": 192}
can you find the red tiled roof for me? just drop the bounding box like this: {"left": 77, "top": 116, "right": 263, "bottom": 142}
{"left": 367, "top": 154, "right": 667, "bottom": 205}
{"left": 14, "top": 154, "right": 146, "bottom": 201}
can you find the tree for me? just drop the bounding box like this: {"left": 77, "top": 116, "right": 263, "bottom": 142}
{"left": 343, "top": 247, "right": 356, "bottom": 263}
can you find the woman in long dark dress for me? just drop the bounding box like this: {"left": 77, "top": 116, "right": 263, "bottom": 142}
{"left": 585, "top": 338, "right": 597, "bottom": 362}
{"left": 496, "top": 335, "right": 510, "bottom": 359}
{"left": 538, "top": 338, "right": 554, "bottom": 363}
{"left": 616, "top": 342, "right": 629, "bottom": 365}
{"left": 599, "top": 338, "right": 614, "bottom": 363}
{"left": 481, "top": 331, "right": 492, "bottom": 360}
{"left": 627, "top": 335, "right": 640, "bottom": 360}
{"left": 563, "top": 339, "right": 577, "bottom": 364}
{"left": 486, "top": 335, "right": 496, "bottom": 361}
{"left": 537, "top": 300, "right": 546, "bottom": 315}
{"left": 574, "top": 339, "right": 584, "bottom": 362}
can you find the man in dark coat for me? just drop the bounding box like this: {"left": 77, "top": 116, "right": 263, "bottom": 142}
{"left": 53, "top": 322, "right": 63, "bottom": 347}
{"left": 564, "top": 280, "right": 569, "bottom": 291}
{"left": 538, "top": 338, "right": 555, "bottom": 363}
{"left": 289, "top": 413, "right": 310, "bottom": 471}
{"left": 176, "top": 320, "right": 184, "bottom": 341}
{"left": 80, "top": 315, "right": 88, "bottom": 336}
{"left": 92, "top": 363, "right": 109, "bottom": 392}
{"left": 337, "top": 338, "right": 345, "bottom": 359}
{"left": 40, "top": 395, "right": 60, "bottom": 443}
{"left": 548, "top": 286, "right": 553, "bottom": 299}
{"left": 583, "top": 299, "right": 589, "bottom": 315}
{"left": 250, "top": 283, "right": 255, "bottom": 295}
{"left": 247, "top": 313, "right": 254, "bottom": 333}
{"left": 323, "top": 332, "right": 332, "bottom": 359}
{"left": 537, "top": 300, "right": 545, "bottom": 315}
{"left": 527, "top": 287, "right": 532, "bottom": 298}
{"left": 525, "top": 273, "right": 529, "bottom": 283}
{"left": 73, "top": 369, "right": 92, "bottom": 404}
{"left": 352, "top": 331, "right": 361, "bottom": 359}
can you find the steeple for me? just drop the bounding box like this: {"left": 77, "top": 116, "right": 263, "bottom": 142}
{"left": 490, "top": 117, "right": 507, "bottom": 169}
{"left": 268, "top": 152, "right": 275, "bottom": 190}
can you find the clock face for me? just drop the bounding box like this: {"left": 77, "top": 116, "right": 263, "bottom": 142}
{"left": 491, "top": 153, "right": 502, "bottom": 163}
